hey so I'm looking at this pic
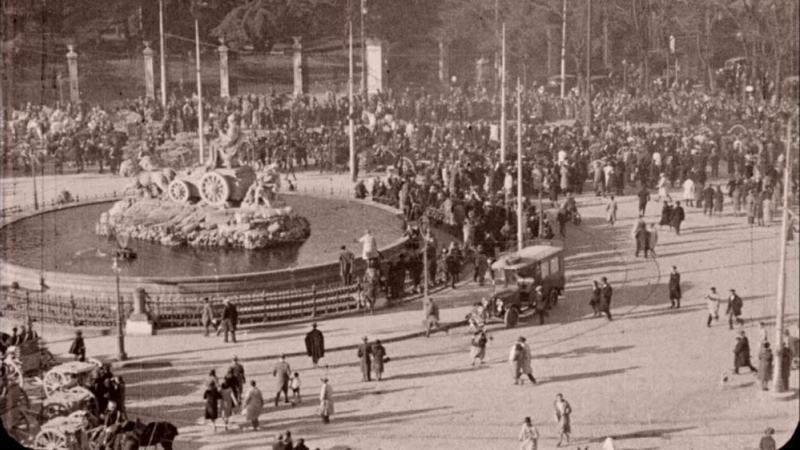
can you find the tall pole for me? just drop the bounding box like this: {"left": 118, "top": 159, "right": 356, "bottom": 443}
{"left": 772, "top": 120, "right": 793, "bottom": 393}
{"left": 516, "top": 78, "right": 523, "bottom": 252}
{"left": 560, "top": 0, "right": 567, "bottom": 98}
{"left": 195, "top": 19, "right": 204, "bottom": 165}
{"left": 349, "top": 17, "right": 356, "bottom": 181}
{"left": 585, "top": 0, "right": 592, "bottom": 131}
{"left": 360, "top": 0, "right": 367, "bottom": 98}
{"left": 159, "top": 0, "right": 167, "bottom": 107}
{"left": 113, "top": 257, "right": 127, "bottom": 361}
{"left": 500, "top": 23, "right": 507, "bottom": 164}
{"left": 423, "top": 220, "right": 430, "bottom": 302}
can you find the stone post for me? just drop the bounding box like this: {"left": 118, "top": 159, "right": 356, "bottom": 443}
{"left": 66, "top": 45, "right": 79, "bottom": 102}
{"left": 366, "top": 38, "right": 385, "bottom": 95}
{"left": 292, "top": 37, "right": 306, "bottom": 97}
{"left": 143, "top": 41, "right": 155, "bottom": 99}
{"left": 218, "top": 39, "right": 230, "bottom": 98}
{"left": 126, "top": 287, "right": 155, "bottom": 335}
{"left": 438, "top": 40, "right": 449, "bottom": 87}
{"left": 476, "top": 57, "right": 489, "bottom": 88}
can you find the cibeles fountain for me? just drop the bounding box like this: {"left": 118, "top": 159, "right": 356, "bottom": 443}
{"left": 97, "top": 127, "right": 311, "bottom": 251}
{"left": 0, "top": 127, "right": 408, "bottom": 314}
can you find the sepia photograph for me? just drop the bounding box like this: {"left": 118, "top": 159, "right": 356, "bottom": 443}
{"left": 1, "top": 1, "right": 798, "bottom": 449}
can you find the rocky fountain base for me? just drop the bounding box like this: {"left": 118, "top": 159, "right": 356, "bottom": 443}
{"left": 96, "top": 197, "right": 311, "bottom": 250}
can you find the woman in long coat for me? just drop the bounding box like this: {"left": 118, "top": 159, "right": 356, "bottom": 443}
{"left": 371, "top": 340, "right": 387, "bottom": 381}
{"left": 659, "top": 202, "right": 672, "bottom": 229}
{"left": 203, "top": 384, "right": 221, "bottom": 431}
{"left": 219, "top": 381, "right": 237, "bottom": 431}
{"left": 589, "top": 281, "right": 602, "bottom": 317}
{"left": 757, "top": 341, "right": 773, "bottom": 391}
{"left": 518, "top": 417, "right": 540, "bottom": 450}
{"left": 241, "top": 380, "right": 264, "bottom": 431}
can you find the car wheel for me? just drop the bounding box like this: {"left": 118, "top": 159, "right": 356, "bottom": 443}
{"left": 504, "top": 307, "right": 519, "bottom": 328}
{"left": 549, "top": 288, "right": 560, "bottom": 307}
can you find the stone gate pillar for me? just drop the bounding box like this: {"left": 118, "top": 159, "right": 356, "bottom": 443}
{"left": 66, "top": 45, "right": 80, "bottom": 102}
{"left": 126, "top": 288, "right": 155, "bottom": 335}
{"left": 366, "top": 38, "right": 385, "bottom": 95}
{"left": 476, "top": 57, "right": 489, "bottom": 88}
{"left": 143, "top": 41, "right": 155, "bottom": 99}
{"left": 292, "top": 37, "right": 306, "bottom": 97}
{"left": 218, "top": 39, "right": 230, "bottom": 98}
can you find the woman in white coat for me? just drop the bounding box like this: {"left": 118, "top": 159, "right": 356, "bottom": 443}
{"left": 241, "top": 380, "right": 264, "bottom": 431}
{"left": 518, "top": 417, "right": 540, "bottom": 450}
{"left": 682, "top": 178, "right": 696, "bottom": 207}
{"left": 319, "top": 377, "right": 334, "bottom": 424}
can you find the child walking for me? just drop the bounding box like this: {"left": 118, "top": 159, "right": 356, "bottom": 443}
{"left": 290, "top": 372, "right": 301, "bottom": 404}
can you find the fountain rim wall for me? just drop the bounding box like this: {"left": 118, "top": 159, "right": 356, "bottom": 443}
{"left": 0, "top": 193, "right": 408, "bottom": 297}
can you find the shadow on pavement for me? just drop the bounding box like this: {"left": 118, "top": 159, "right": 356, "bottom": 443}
{"left": 544, "top": 366, "right": 640, "bottom": 384}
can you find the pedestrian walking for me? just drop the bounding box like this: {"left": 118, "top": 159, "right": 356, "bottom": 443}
{"left": 757, "top": 341, "right": 773, "bottom": 391}
{"left": 637, "top": 186, "right": 650, "bottom": 216}
{"left": 304, "top": 323, "right": 325, "bottom": 368}
{"left": 589, "top": 280, "right": 602, "bottom": 317}
{"left": 357, "top": 336, "right": 372, "bottom": 382}
{"left": 726, "top": 289, "right": 745, "bottom": 329}
{"left": 272, "top": 354, "right": 292, "bottom": 407}
{"left": 706, "top": 287, "right": 722, "bottom": 327}
{"left": 219, "top": 381, "right": 237, "bottom": 431}
{"left": 69, "top": 330, "right": 86, "bottom": 361}
{"left": 734, "top": 330, "right": 758, "bottom": 374}
{"left": 319, "top": 377, "right": 334, "bottom": 424}
{"left": 670, "top": 201, "right": 685, "bottom": 235}
{"left": 470, "top": 330, "right": 489, "bottom": 366}
{"left": 518, "top": 417, "right": 540, "bottom": 450}
{"left": 218, "top": 298, "right": 238, "bottom": 343}
{"left": 339, "top": 245, "right": 355, "bottom": 286}
{"left": 554, "top": 393, "right": 572, "bottom": 447}
{"left": 659, "top": 201, "right": 673, "bottom": 230}
{"left": 424, "top": 298, "right": 448, "bottom": 337}
{"left": 606, "top": 195, "right": 618, "bottom": 225}
{"left": 682, "top": 178, "right": 696, "bottom": 207}
{"left": 633, "top": 220, "right": 649, "bottom": 258}
{"left": 703, "top": 184, "right": 715, "bottom": 215}
{"left": 473, "top": 245, "right": 490, "bottom": 286}
{"left": 759, "top": 427, "right": 776, "bottom": 450}
{"left": 714, "top": 185, "right": 724, "bottom": 213}
{"left": 230, "top": 356, "right": 245, "bottom": 403}
{"left": 648, "top": 223, "right": 659, "bottom": 256}
{"left": 600, "top": 277, "right": 613, "bottom": 321}
{"left": 203, "top": 383, "right": 221, "bottom": 432}
{"left": 509, "top": 337, "right": 537, "bottom": 385}
{"left": 371, "top": 340, "right": 388, "bottom": 381}
{"left": 241, "top": 380, "right": 264, "bottom": 431}
{"left": 668, "top": 266, "right": 681, "bottom": 309}
{"left": 556, "top": 206, "right": 569, "bottom": 238}
{"left": 201, "top": 298, "right": 215, "bottom": 337}
{"left": 656, "top": 173, "right": 671, "bottom": 202}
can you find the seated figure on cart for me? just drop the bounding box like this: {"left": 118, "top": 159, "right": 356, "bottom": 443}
{"left": 208, "top": 113, "right": 242, "bottom": 170}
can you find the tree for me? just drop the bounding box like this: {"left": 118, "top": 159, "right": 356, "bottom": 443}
{"left": 211, "top": 0, "right": 342, "bottom": 51}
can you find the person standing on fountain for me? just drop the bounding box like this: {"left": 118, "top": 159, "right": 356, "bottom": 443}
{"left": 201, "top": 298, "right": 215, "bottom": 337}
{"left": 339, "top": 245, "right": 355, "bottom": 286}
{"left": 358, "top": 229, "right": 379, "bottom": 266}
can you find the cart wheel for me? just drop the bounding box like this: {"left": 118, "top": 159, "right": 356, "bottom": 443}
{"left": 7, "top": 409, "right": 32, "bottom": 445}
{"left": 168, "top": 179, "right": 192, "bottom": 204}
{"left": 4, "top": 360, "right": 23, "bottom": 388}
{"left": 200, "top": 171, "right": 230, "bottom": 207}
{"left": 34, "top": 429, "right": 68, "bottom": 450}
{"left": 43, "top": 403, "right": 70, "bottom": 420}
{"left": 504, "top": 307, "right": 519, "bottom": 328}
{"left": 43, "top": 371, "right": 67, "bottom": 397}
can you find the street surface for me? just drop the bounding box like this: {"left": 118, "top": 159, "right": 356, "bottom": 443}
{"left": 3, "top": 171, "right": 799, "bottom": 449}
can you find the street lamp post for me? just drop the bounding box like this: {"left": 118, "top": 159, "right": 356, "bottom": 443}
{"left": 112, "top": 256, "right": 127, "bottom": 361}
{"left": 772, "top": 119, "right": 793, "bottom": 393}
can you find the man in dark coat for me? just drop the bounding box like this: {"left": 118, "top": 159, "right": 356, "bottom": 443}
{"left": 634, "top": 221, "right": 650, "bottom": 258}
{"left": 668, "top": 266, "right": 681, "bottom": 309}
{"left": 670, "top": 201, "right": 686, "bottom": 235}
{"left": 272, "top": 355, "right": 291, "bottom": 407}
{"left": 219, "top": 299, "right": 238, "bottom": 343}
{"left": 637, "top": 186, "right": 650, "bottom": 217}
{"left": 69, "top": 330, "right": 86, "bottom": 361}
{"left": 703, "top": 184, "right": 715, "bottom": 215}
{"left": 733, "top": 330, "right": 757, "bottom": 374}
{"left": 726, "top": 289, "right": 745, "bottom": 330}
{"left": 357, "top": 336, "right": 372, "bottom": 382}
{"left": 339, "top": 246, "right": 355, "bottom": 286}
{"left": 230, "top": 356, "right": 245, "bottom": 402}
{"left": 600, "top": 277, "right": 613, "bottom": 321}
{"left": 304, "top": 323, "right": 325, "bottom": 368}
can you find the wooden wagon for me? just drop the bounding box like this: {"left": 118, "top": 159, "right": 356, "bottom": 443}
{"left": 33, "top": 410, "right": 98, "bottom": 450}
{"left": 3, "top": 338, "right": 60, "bottom": 387}
{"left": 42, "top": 387, "right": 99, "bottom": 422}
{"left": 42, "top": 361, "right": 102, "bottom": 397}
{"left": 1, "top": 380, "right": 34, "bottom": 446}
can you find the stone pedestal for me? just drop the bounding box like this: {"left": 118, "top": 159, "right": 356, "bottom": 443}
{"left": 66, "top": 45, "right": 79, "bottom": 102}
{"left": 218, "top": 41, "right": 230, "bottom": 98}
{"left": 143, "top": 42, "right": 155, "bottom": 99}
{"left": 292, "top": 37, "right": 306, "bottom": 97}
{"left": 366, "top": 38, "right": 385, "bottom": 95}
{"left": 126, "top": 288, "right": 155, "bottom": 335}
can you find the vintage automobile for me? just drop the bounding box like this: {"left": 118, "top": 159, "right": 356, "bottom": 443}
{"left": 487, "top": 244, "right": 566, "bottom": 328}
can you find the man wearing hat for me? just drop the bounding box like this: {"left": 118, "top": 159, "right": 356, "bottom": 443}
{"left": 272, "top": 354, "right": 292, "bottom": 407}
{"left": 319, "top": 377, "right": 334, "bottom": 424}
{"left": 668, "top": 266, "right": 681, "bottom": 309}
{"left": 733, "top": 330, "right": 758, "bottom": 375}
{"left": 69, "top": 330, "right": 86, "bottom": 361}
{"left": 230, "top": 356, "right": 245, "bottom": 403}
{"left": 637, "top": 186, "right": 651, "bottom": 217}
{"left": 357, "top": 337, "right": 372, "bottom": 382}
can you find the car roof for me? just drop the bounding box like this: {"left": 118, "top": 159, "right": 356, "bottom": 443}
{"left": 491, "top": 245, "right": 563, "bottom": 271}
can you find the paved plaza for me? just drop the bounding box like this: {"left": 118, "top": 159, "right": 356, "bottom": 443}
{"left": 4, "top": 171, "right": 798, "bottom": 450}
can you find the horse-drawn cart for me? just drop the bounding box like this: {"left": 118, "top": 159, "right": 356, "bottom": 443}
{"left": 42, "top": 387, "right": 99, "bottom": 421}
{"left": 42, "top": 361, "right": 102, "bottom": 397}
{"left": 3, "top": 338, "right": 60, "bottom": 387}
{"left": 33, "top": 410, "right": 98, "bottom": 450}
